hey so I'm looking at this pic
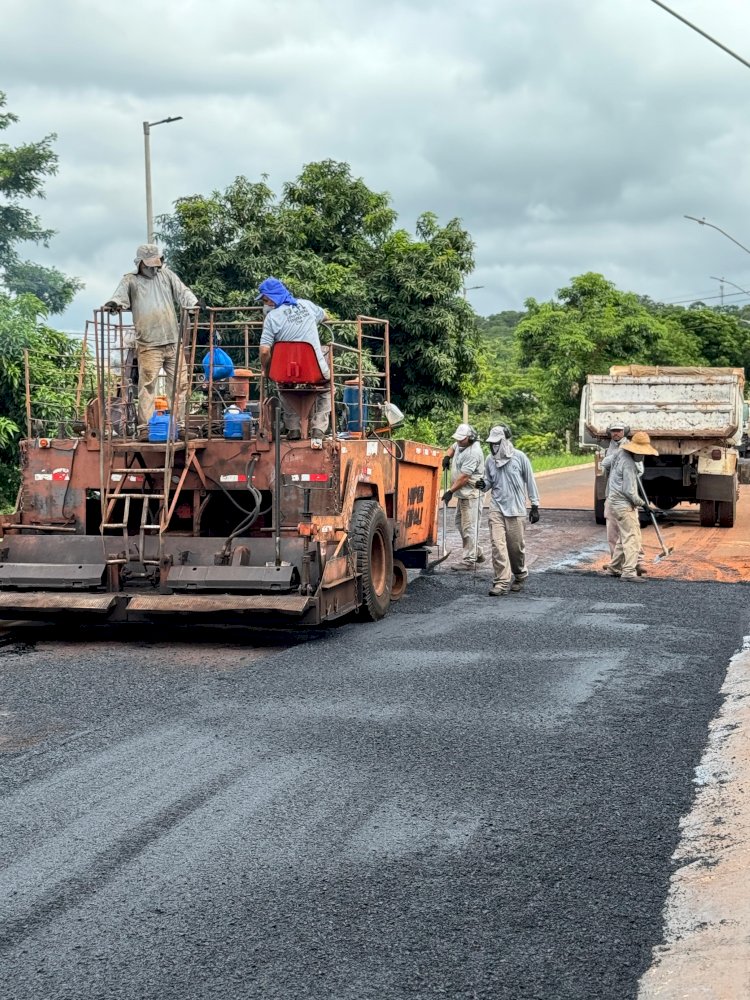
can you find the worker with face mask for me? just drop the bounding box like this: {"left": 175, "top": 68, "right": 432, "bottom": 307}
{"left": 256, "top": 277, "right": 331, "bottom": 441}
{"left": 478, "top": 425, "right": 540, "bottom": 596}
{"left": 603, "top": 431, "right": 658, "bottom": 582}
{"left": 601, "top": 423, "right": 646, "bottom": 576}
{"left": 441, "top": 423, "right": 485, "bottom": 570}
{"left": 104, "top": 244, "right": 198, "bottom": 437}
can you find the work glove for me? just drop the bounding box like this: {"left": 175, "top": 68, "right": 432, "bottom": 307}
{"left": 441, "top": 455, "right": 451, "bottom": 470}
{"left": 103, "top": 301, "right": 122, "bottom": 313}
{"left": 475, "top": 477, "right": 486, "bottom": 492}
{"left": 529, "top": 505, "right": 540, "bottom": 524}
{"left": 442, "top": 489, "right": 454, "bottom": 505}
{"left": 634, "top": 497, "right": 645, "bottom": 508}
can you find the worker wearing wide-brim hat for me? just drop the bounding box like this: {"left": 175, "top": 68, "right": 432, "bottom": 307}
{"left": 441, "top": 423, "right": 485, "bottom": 569}
{"left": 601, "top": 422, "right": 646, "bottom": 576}
{"left": 604, "top": 431, "right": 658, "bottom": 583}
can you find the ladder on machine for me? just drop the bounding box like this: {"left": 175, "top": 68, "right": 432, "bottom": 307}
{"left": 98, "top": 311, "right": 203, "bottom": 572}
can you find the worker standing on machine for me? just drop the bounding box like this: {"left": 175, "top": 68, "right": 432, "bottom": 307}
{"left": 478, "top": 425, "right": 540, "bottom": 597}
{"left": 104, "top": 244, "right": 198, "bottom": 438}
{"left": 441, "top": 423, "right": 485, "bottom": 570}
{"left": 256, "top": 277, "right": 331, "bottom": 441}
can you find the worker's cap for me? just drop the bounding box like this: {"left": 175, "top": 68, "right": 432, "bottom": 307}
{"left": 452, "top": 423, "right": 473, "bottom": 441}
{"left": 255, "top": 276, "right": 297, "bottom": 306}
{"left": 621, "top": 430, "right": 658, "bottom": 456}
{"left": 486, "top": 424, "right": 511, "bottom": 443}
{"left": 607, "top": 422, "right": 626, "bottom": 433}
{"left": 133, "top": 244, "right": 163, "bottom": 269}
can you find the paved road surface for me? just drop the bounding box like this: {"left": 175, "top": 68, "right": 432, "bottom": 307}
{"left": 537, "top": 463, "right": 750, "bottom": 583}
{"left": 1, "top": 536, "right": 748, "bottom": 999}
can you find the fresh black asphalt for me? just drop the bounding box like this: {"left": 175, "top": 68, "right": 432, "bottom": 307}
{"left": 0, "top": 569, "right": 747, "bottom": 999}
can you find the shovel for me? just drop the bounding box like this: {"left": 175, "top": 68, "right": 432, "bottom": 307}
{"left": 637, "top": 478, "right": 674, "bottom": 561}
{"left": 424, "top": 467, "right": 452, "bottom": 572}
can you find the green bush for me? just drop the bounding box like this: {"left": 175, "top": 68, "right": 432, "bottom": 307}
{"left": 515, "top": 432, "right": 563, "bottom": 456}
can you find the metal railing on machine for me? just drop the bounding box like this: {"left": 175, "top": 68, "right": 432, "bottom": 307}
{"left": 68, "top": 307, "right": 395, "bottom": 444}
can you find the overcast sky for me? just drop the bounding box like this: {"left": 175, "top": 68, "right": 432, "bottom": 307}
{"left": 5, "top": 0, "right": 750, "bottom": 331}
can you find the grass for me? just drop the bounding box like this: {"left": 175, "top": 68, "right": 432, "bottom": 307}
{"left": 531, "top": 453, "right": 594, "bottom": 473}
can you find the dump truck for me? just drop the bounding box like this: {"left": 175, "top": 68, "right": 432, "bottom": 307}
{"left": 0, "top": 308, "right": 443, "bottom": 625}
{"left": 579, "top": 365, "right": 747, "bottom": 528}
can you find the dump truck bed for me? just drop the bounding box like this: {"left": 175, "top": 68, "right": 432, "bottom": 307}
{"left": 581, "top": 366, "right": 746, "bottom": 444}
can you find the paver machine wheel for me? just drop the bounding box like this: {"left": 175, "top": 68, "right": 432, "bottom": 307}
{"left": 350, "top": 499, "right": 393, "bottom": 621}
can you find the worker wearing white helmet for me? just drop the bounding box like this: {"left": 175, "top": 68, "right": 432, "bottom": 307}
{"left": 104, "top": 244, "right": 198, "bottom": 437}
{"left": 441, "top": 423, "right": 485, "bottom": 570}
{"left": 477, "top": 425, "right": 540, "bottom": 596}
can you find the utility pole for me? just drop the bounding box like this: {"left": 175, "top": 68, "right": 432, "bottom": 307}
{"left": 143, "top": 116, "right": 183, "bottom": 243}
{"left": 710, "top": 275, "right": 725, "bottom": 307}
{"left": 462, "top": 282, "right": 484, "bottom": 425}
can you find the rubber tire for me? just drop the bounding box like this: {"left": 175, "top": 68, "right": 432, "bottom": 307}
{"left": 594, "top": 490, "right": 606, "bottom": 526}
{"left": 391, "top": 558, "right": 408, "bottom": 602}
{"left": 699, "top": 500, "right": 717, "bottom": 527}
{"left": 654, "top": 496, "right": 678, "bottom": 511}
{"left": 718, "top": 497, "right": 736, "bottom": 528}
{"left": 350, "top": 499, "right": 393, "bottom": 621}
{"left": 638, "top": 508, "right": 651, "bottom": 528}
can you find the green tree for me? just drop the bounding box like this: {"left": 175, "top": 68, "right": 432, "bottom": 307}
{"left": 654, "top": 305, "right": 750, "bottom": 375}
{"left": 0, "top": 92, "right": 82, "bottom": 313}
{"left": 516, "top": 272, "right": 704, "bottom": 430}
{"left": 158, "top": 160, "right": 478, "bottom": 415}
{"left": 0, "top": 292, "right": 82, "bottom": 507}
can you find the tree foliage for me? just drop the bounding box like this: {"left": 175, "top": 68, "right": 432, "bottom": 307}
{"left": 0, "top": 92, "right": 82, "bottom": 313}
{"left": 0, "top": 293, "right": 83, "bottom": 506}
{"left": 158, "top": 160, "right": 478, "bottom": 415}
{"left": 516, "top": 272, "right": 705, "bottom": 429}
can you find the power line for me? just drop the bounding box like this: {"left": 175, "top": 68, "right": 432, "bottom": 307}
{"left": 664, "top": 289, "right": 750, "bottom": 305}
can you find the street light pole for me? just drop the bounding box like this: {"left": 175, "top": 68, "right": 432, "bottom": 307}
{"left": 710, "top": 275, "right": 726, "bottom": 307}
{"left": 143, "top": 116, "right": 183, "bottom": 243}
{"left": 685, "top": 215, "right": 750, "bottom": 257}
{"left": 461, "top": 283, "right": 484, "bottom": 423}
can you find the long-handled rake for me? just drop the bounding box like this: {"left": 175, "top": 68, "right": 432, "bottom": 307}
{"left": 472, "top": 489, "right": 482, "bottom": 586}
{"left": 424, "top": 467, "right": 452, "bottom": 573}
{"left": 637, "top": 478, "right": 674, "bottom": 561}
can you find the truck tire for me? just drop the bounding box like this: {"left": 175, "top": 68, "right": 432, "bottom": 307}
{"left": 350, "top": 499, "right": 393, "bottom": 621}
{"left": 718, "top": 497, "right": 736, "bottom": 528}
{"left": 654, "top": 496, "right": 678, "bottom": 511}
{"left": 699, "top": 500, "right": 716, "bottom": 527}
{"left": 391, "top": 558, "right": 408, "bottom": 602}
{"left": 594, "top": 490, "right": 606, "bottom": 526}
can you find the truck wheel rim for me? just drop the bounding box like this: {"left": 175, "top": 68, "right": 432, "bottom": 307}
{"left": 370, "top": 530, "right": 387, "bottom": 596}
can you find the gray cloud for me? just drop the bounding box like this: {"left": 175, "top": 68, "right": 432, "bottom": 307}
{"left": 5, "top": 0, "right": 750, "bottom": 332}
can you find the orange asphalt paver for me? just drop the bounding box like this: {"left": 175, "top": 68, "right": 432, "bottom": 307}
{"left": 539, "top": 464, "right": 750, "bottom": 584}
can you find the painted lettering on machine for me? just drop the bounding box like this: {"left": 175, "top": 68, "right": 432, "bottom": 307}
{"left": 406, "top": 484, "right": 424, "bottom": 528}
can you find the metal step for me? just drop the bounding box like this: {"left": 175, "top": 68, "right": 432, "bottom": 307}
{"left": 127, "top": 593, "right": 311, "bottom": 614}
{"left": 0, "top": 592, "right": 115, "bottom": 613}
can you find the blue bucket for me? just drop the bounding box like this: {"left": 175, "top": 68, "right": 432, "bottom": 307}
{"left": 343, "top": 380, "right": 369, "bottom": 433}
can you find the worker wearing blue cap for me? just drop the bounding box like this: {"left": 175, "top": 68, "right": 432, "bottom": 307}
{"left": 257, "top": 278, "right": 331, "bottom": 440}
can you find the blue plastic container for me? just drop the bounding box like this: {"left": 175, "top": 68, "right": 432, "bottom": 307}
{"left": 148, "top": 410, "right": 176, "bottom": 443}
{"left": 201, "top": 347, "right": 235, "bottom": 382}
{"left": 223, "top": 405, "right": 253, "bottom": 440}
{"left": 343, "top": 380, "right": 369, "bottom": 433}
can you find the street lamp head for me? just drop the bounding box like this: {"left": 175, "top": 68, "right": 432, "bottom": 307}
{"left": 148, "top": 115, "right": 183, "bottom": 128}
